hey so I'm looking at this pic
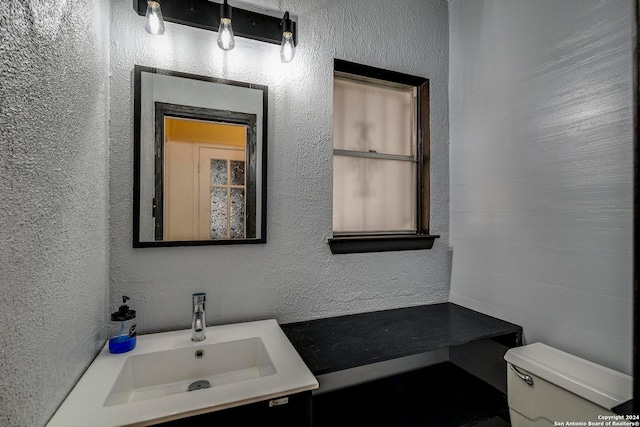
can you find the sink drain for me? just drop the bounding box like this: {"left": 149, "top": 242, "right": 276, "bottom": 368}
{"left": 188, "top": 380, "right": 211, "bottom": 392}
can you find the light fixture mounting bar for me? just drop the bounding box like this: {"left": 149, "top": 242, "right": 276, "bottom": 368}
{"left": 133, "top": 0, "right": 296, "bottom": 45}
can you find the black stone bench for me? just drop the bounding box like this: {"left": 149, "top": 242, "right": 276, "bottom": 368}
{"left": 281, "top": 303, "right": 523, "bottom": 427}
{"left": 281, "top": 302, "right": 522, "bottom": 376}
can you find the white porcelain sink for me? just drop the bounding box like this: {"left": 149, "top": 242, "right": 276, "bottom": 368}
{"left": 47, "top": 320, "right": 318, "bottom": 426}
{"left": 105, "top": 336, "right": 277, "bottom": 406}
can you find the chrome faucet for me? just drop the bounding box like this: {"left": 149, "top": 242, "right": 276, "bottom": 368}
{"left": 191, "top": 293, "right": 206, "bottom": 342}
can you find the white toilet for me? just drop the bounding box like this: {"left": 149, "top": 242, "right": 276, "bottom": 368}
{"left": 504, "top": 343, "right": 632, "bottom": 426}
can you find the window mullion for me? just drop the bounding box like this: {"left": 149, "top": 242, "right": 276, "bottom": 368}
{"left": 333, "top": 149, "right": 415, "bottom": 162}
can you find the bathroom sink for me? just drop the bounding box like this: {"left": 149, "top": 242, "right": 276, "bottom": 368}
{"left": 47, "top": 320, "right": 318, "bottom": 426}
{"left": 104, "top": 336, "right": 276, "bottom": 406}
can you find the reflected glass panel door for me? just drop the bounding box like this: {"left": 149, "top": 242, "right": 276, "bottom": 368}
{"left": 163, "top": 115, "right": 248, "bottom": 242}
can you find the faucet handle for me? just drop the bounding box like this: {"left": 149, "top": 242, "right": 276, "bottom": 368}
{"left": 192, "top": 292, "right": 206, "bottom": 304}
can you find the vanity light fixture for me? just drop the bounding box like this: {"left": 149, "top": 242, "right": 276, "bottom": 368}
{"left": 216, "top": 0, "right": 235, "bottom": 51}
{"left": 144, "top": 1, "right": 165, "bottom": 35}
{"left": 134, "top": 0, "right": 298, "bottom": 62}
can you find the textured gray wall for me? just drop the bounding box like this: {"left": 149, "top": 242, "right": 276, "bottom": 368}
{"left": 109, "top": 0, "right": 450, "bottom": 333}
{"left": 449, "top": 0, "right": 634, "bottom": 374}
{"left": 0, "top": 1, "right": 110, "bottom": 426}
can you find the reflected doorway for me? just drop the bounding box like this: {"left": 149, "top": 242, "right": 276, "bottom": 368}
{"left": 153, "top": 103, "right": 258, "bottom": 241}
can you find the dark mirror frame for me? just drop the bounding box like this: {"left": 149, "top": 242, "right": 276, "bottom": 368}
{"left": 133, "top": 65, "right": 268, "bottom": 248}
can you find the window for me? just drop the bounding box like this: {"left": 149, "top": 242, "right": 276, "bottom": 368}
{"left": 329, "top": 60, "right": 438, "bottom": 254}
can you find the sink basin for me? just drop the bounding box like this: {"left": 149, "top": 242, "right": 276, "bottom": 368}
{"left": 105, "top": 336, "right": 277, "bottom": 406}
{"left": 47, "top": 320, "right": 318, "bottom": 426}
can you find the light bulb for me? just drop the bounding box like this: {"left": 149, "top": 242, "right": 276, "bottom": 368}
{"left": 280, "top": 12, "right": 295, "bottom": 63}
{"left": 144, "top": 1, "right": 165, "bottom": 35}
{"left": 281, "top": 31, "right": 295, "bottom": 63}
{"left": 217, "top": 18, "right": 235, "bottom": 51}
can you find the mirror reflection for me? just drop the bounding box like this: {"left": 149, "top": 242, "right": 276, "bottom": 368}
{"left": 133, "top": 66, "right": 267, "bottom": 247}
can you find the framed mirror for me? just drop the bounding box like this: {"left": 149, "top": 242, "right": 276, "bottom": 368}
{"left": 133, "top": 66, "right": 267, "bottom": 247}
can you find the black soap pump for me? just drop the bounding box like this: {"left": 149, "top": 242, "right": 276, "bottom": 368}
{"left": 109, "top": 296, "right": 137, "bottom": 354}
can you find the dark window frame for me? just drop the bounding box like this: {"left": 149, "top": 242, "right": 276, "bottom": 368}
{"left": 329, "top": 59, "right": 439, "bottom": 254}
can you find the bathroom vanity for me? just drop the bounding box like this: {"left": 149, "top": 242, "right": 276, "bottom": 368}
{"left": 153, "top": 391, "right": 311, "bottom": 426}
{"left": 47, "top": 304, "right": 521, "bottom": 426}
{"left": 47, "top": 320, "right": 318, "bottom": 426}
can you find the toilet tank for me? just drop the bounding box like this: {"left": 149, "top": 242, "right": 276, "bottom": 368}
{"left": 504, "top": 343, "right": 632, "bottom": 426}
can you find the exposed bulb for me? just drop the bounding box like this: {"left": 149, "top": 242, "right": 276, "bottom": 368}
{"left": 144, "top": 1, "right": 165, "bottom": 35}
{"left": 217, "top": 18, "right": 235, "bottom": 51}
{"left": 280, "top": 31, "right": 295, "bottom": 63}
{"left": 280, "top": 13, "right": 295, "bottom": 63}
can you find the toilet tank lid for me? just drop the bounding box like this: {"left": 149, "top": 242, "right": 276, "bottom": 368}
{"left": 504, "top": 343, "right": 632, "bottom": 410}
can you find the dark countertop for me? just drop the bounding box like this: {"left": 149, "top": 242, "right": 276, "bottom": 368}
{"left": 612, "top": 399, "right": 634, "bottom": 415}
{"left": 281, "top": 302, "right": 522, "bottom": 376}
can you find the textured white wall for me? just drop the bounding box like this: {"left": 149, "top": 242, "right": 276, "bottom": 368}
{"left": 0, "top": 1, "right": 110, "bottom": 426}
{"left": 449, "top": 0, "right": 634, "bottom": 374}
{"left": 110, "top": 0, "right": 450, "bottom": 333}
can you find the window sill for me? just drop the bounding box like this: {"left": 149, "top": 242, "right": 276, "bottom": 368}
{"left": 328, "top": 234, "right": 440, "bottom": 254}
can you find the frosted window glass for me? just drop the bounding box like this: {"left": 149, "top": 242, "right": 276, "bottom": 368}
{"left": 230, "top": 160, "right": 245, "bottom": 186}
{"left": 229, "top": 188, "right": 245, "bottom": 239}
{"left": 210, "top": 188, "right": 227, "bottom": 239}
{"left": 210, "top": 159, "right": 227, "bottom": 185}
{"left": 333, "top": 156, "right": 416, "bottom": 233}
{"left": 334, "top": 78, "right": 414, "bottom": 157}
{"left": 209, "top": 159, "right": 246, "bottom": 240}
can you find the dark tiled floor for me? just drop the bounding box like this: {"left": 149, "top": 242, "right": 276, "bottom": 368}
{"left": 468, "top": 417, "right": 511, "bottom": 427}
{"left": 313, "top": 362, "right": 510, "bottom": 427}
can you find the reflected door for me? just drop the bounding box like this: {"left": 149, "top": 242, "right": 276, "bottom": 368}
{"left": 163, "top": 117, "right": 247, "bottom": 241}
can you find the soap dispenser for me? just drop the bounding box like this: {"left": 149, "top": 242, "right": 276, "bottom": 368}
{"left": 109, "top": 296, "right": 137, "bottom": 354}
